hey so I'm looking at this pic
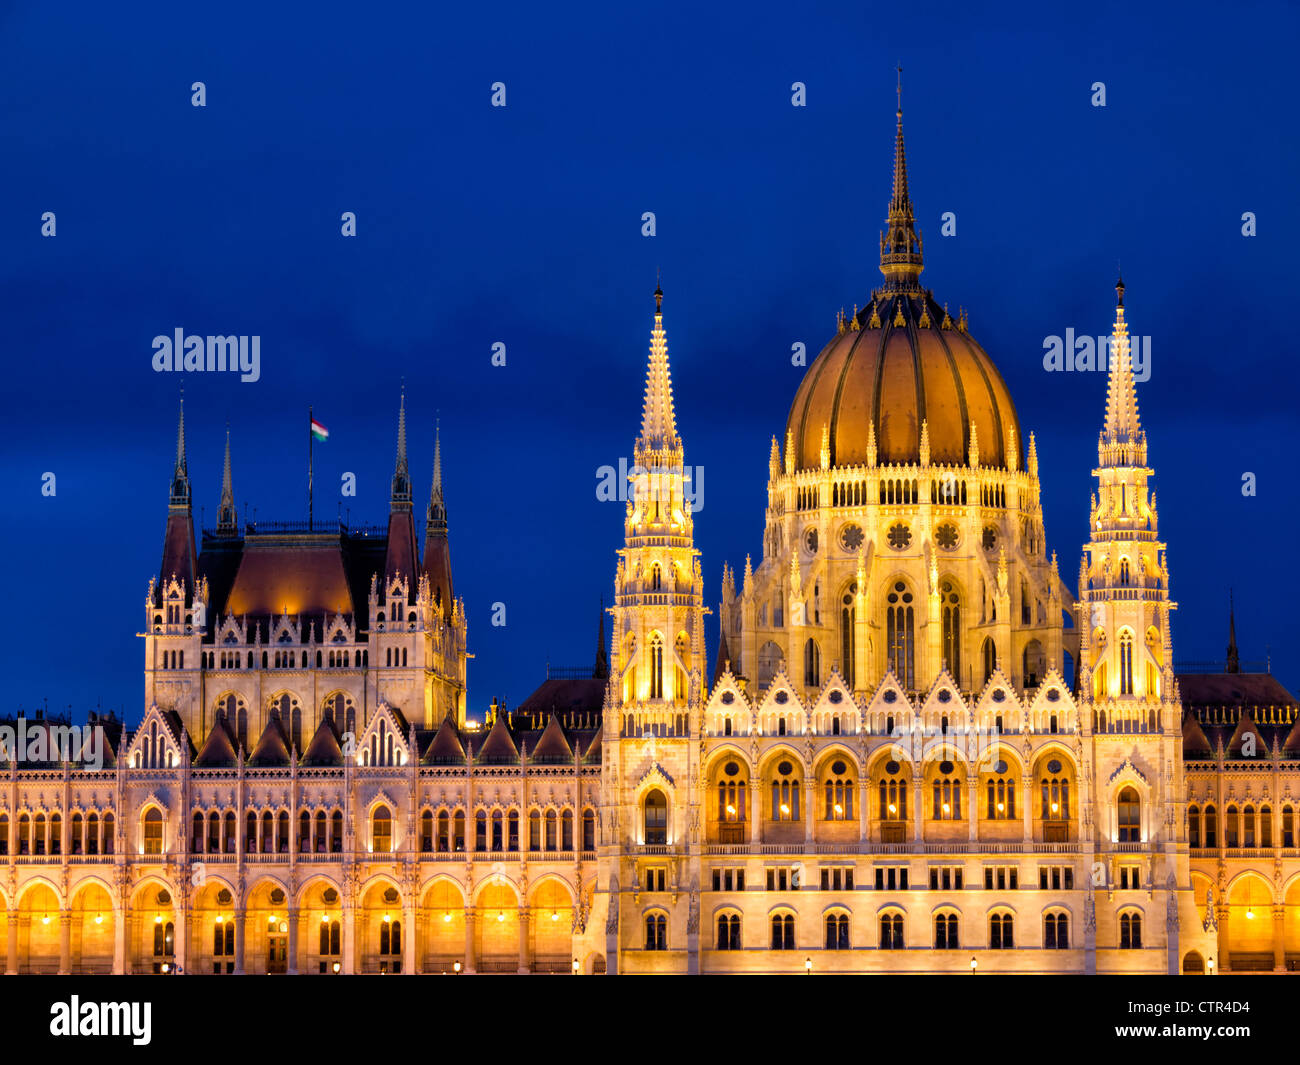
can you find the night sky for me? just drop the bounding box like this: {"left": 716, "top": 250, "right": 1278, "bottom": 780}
{"left": 2, "top": 1, "right": 1296, "bottom": 723}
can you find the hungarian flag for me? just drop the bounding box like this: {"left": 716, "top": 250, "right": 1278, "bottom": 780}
{"left": 311, "top": 417, "right": 329, "bottom": 442}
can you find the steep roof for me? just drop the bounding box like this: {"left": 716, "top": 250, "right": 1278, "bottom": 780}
{"left": 1181, "top": 714, "right": 1213, "bottom": 759}
{"left": 423, "top": 714, "right": 465, "bottom": 765}
{"left": 195, "top": 715, "right": 240, "bottom": 767}
{"left": 476, "top": 713, "right": 519, "bottom": 765}
{"left": 248, "top": 714, "right": 292, "bottom": 767}
{"left": 529, "top": 714, "right": 573, "bottom": 764}
{"left": 301, "top": 715, "right": 343, "bottom": 767}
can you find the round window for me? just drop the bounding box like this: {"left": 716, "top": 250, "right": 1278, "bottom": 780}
{"left": 982, "top": 526, "right": 998, "bottom": 552}
{"left": 994, "top": 759, "right": 1008, "bottom": 774}
{"left": 887, "top": 522, "right": 912, "bottom": 550}
{"left": 883, "top": 689, "right": 898, "bottom": 704}
{"left": 829, "top": 689, "right": 843, "bottom": 704}
{"left": 1046, "top": 688, "right": 1061, "bottom": 702}
{"left": 840, "top": 524, "right": 865, "bottom": 551}
{"left": 935, "top": 522, "right": 959, "bottom": 550}
{"left": 992, "top": 689, "right": 1006, "bottom": 703}
{"left": 777, "top": 761, "right": 793, "bottom": 776}
{"left": 1047, "top": 759, "right": 1062, "bottom": 774}
{"left": 939, "top": 759, "right": 955, "bottom": 775}
{"left": 885, "top": 760, "right": 901, "bottom": 775}
{"left": 724, "top": 761, "right": 740, "bottom": 777}
{"left": 775, "top": 690, "right": 789, "bottom": 705}
{"left": 831, "top": 760, "right": 847, "bottom": 776}
{"left": 938, "top": 689, "right": 952, "bottom": 703}
{"left": 804, "top": 527, "right": 819, "bottom": 554}
{"left": 721, "top": 691, "right": 735, "bottom": 705}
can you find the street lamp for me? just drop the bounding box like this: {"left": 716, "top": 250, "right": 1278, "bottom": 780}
{"left": 970, "top": 956, "right": 977, "bottom": 974}
{"left": 1207, "top": 957, "right": 1215, "bottom": 975}
{"left": 332, "top": 961, "right": 341, "bottom": 974}
{"left": 804, "top": 957, "right": 812, "bottom": 975}
{"left": 453, "top": 960, "right": 462, "bottom": 974}
{"left": 572, "top": 958, "right": 580, "bottom": 975}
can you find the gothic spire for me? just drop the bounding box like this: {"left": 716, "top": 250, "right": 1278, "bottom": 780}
{"left": 594, "top": 598, "right": 609, "bottom": 679}
{"left": 1226, "top": 590, "right": 1240, "bottom": 674}
{"left": 426, "top": 419, "right": 446, "bottom": 533}
{"left": 1099, "top": 277, "right": 1146, "bottom": 467}
{"left": 217, "top": 423, "right": 237, "bottom": 533}
{"left": 169, "top": 392, "right": 190, "bottom": 510}
{"left": 879, "top": 67, "right": 924, "bottom": 291}
{"left": 391, "top": 387, "right": 412, "bottom": 510}
{"left": 635, "top": 283, "right": 681, "bottom": 462}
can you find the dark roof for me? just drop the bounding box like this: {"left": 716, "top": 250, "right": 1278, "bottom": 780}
{"left": 301, "top": 716, "right": 343, "bottom": 767}
{"left": 477, "top": 714, "right": 519, "bottom": 764}
{"left": 195, "top": 715, "right": 240, "bottom": 767}
{"left": 529, "top": 714, "right": 573, "bottom": 763}
{"left": 1178, "top": 671, "right": 1300, "bottom": 757}
{"left": 248, "top": 714, "right": 292, "bottom": 767}
{"left": 423, "top": 715, "right": 465, "bottom": 765}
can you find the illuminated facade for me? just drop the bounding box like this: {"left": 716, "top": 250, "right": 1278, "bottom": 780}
{"left": 3, "top": 100, "right": 1297, "bottom": 977}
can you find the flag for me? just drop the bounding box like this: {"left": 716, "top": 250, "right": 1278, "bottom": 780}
{"left": 311, "top": 418, "right": 329, "bottom": 442}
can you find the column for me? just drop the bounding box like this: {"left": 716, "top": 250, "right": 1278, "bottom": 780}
{"left": 1216, "top": 904, "right": 1230, "bottom": 973}
{"left": 858, "top": 780, "right": 869, "bottom": 844}
{"left": 174, "top": 904, "right": 188, "bottom": 975}
{"left": 749, "top": 781, "right": 762, "bottom": 845}
{"left": 402, "top": 902, "right": 416, "bottom": 975}
{"left": 112, "top": 908, "right": 125, "bottom": 975}
{"left": 803, "top": 782, "right": 815, "bottom": 845}
{"left": 287, "top": 906, "right": 299, "bottom": 975}
{"left": 517, "top": 907, "right": 530, "bottom": 973}
{"left": 1023, "top": 776, "right": 1034, "bottom": 843}
{"left": 463, "top": 907, "right": 476, "bottom": 974}
{"left": 6, "top": 912, "right": 17, "bottom": 975}
{"left": 233, "top": 907, "right": 246, "bottom": 974}
{"left": 912, "top": 778, "right": 923, "bottom": 843}
{"left": 1273, "top": 905, "right": 1286, "bottom": 972}
{"left": 967, "top": 777, "right": 978, "bottom": 842}
{"left": 341, "top": 901, "right": 356, "bottom": 975}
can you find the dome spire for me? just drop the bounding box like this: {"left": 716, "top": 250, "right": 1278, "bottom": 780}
{"left": 1099, "top": 276, "right": 1146, "bottom": 467}
{"left": 636, "top": 281, "right": 681, "bottom": 462}
{"left": 879, "top": 66, "right": 924, "bottom": 291}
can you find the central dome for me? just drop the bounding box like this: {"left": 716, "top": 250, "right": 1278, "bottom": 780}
{"left": 785, "top": 103, "right": 1022, "bottom": 473}
{"left": 786, "top": 291, "right": 1022, "bottom": 470}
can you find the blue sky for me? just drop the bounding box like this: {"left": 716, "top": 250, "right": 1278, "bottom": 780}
{"left": 1, "top": 0, "right": 1296, "bottom": 721}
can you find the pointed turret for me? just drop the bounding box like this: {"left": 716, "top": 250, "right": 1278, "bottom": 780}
{"left": 594, "top": 600, "right": 609, "bottom": 679}
{"left": 216, "top": 424, "right": 238, "bottom": 534}
{"left": 1226, "top": 590, "right": 1240, "bottom": 674}
{"left": 1099, "top": 277, "right": 1147, "bottom": 468}
{"left": 384, "top": 390, "right": 419, "bottom": 592}
{"left": 421, "top": 421, "right": 453, "bottom": 620}
{"left": 635, "top": 282, "right": 682, "bottom": 465}
{"left": 878, "top": 67, "right": 924, "bottom": 292}
{"left": 158, "top": 395, "right": 197, "bottom": 602}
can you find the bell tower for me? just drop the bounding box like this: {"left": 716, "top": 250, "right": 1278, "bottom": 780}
{"left": 602, "top": 285, "right": 707, "bottom": 973}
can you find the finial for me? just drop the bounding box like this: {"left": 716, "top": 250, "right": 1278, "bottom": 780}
{"left": 896, "top": 63, "right": 903, "bottom": 116}
{"left": 654, "top": 270, "right": 663, "bottom": 313}
{"left": 1116, "top": 270, "right": 1125, "bottom": 308}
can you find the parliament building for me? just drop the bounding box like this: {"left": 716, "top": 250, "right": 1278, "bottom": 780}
{"left": 4, "top": 100, "right": 1297, "bottom": 976}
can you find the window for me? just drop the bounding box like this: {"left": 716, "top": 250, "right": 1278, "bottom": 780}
{"left": 645, "top": 868, "right": 667, "bottom": 892}
{"left": 1118, "top": 864, "right": 1141, "bottom": 890}
{"left": 770, "top": 913, "right": 795, "bottom": 950}
{"left": 771, "top": 761, "right": 800, "bottom": 821}
{"left": 875, "top": 865, "right": 908, "bottom": 890}
{"left": 804, "top": 638, "right": 820, "bottom": 688}
{"left": 379, "top": 917, "right": 402, "bottom": 969}
{"left": 1225, "top": 805, "right": 1239, "bottom": 847}
{"left": 645, "top": 913, "right": 667, "bottom": 950}
{"left": 824, "top": 913, "right": 850, "bottom": 950}
{"left": 213, "top": 918, "right": 235, "bottom": 974}
{"left": 420, "top": 811, "right": 434, "bottom": 852}
{"left": 1204, "top": 804, "right": 1217, "bottom": 848}
{"left": 986, "top": 768, "right": 1016, "bottom": 819}
{"left": 989, "top": 913, "right": 1014, "bottom": 949}
{"left": 940, "top": 581, "right": 961, "bottom": 680}
{"left": 932, "top": 768, "right": 961, "bottom": 820}
{"left": 766, "top": 868, "right": 795, "bottom": 891}
{"left": 1117, "top": 788, "right": 1140, "bottom": 842}
{"left": 717, "top": 913, "right": 741, "bottom": 950}
{"left": 649, "top": 635, "right": 664, "bottom": 700}
{"left": 1044, "top": 912, "right": 1069, "bottom": 949}
{"left": 1039, "top": 866, "right": 1074, "bottom": 891}
{"left": 1284, "top": 806, "right": 1294, "bottom": 849}
{"left": 820, "top": 867, "right": 854, "bottom": 890}
{"left": 713, "top": 868, "right": 745, "bottom": 891}
{"left": 886, "top": 582, "right": 915, "bottom": 689}
{"left": 879, "top": 768, "right": 907, "bottom": 822}
{"left": 823, "top": 760, "right": 854, "bottom": 820}
{"left": 841, "top": 585, "right": 857, "bottom": 689}
{"left": 644, "top": 790, "right": 668, "bottom": 845}
{"left": 318, "top": 919, "right": 341, "bottom": 974}
{"left": 1188, "top": 805, "right": 1201, "bottom": 848}
{"left": 1260, "top": 805, "right": 1273, "bottom": 848}
{"left": 143, "top": 808, "right": 163, "bottom": 854}
{"left": 582, "top": 808, "right": 597, "bottom": 851}
{"left": 983, "top": 866, "right": 1018, "bottom": 891}
{"left": 879, "top": 913, "right": 904, "bottom": 950}
{"left": 718, "top": 764, "right": 747, "bottom": 823}
{"left": 1119, "top": 631, "right": 1134, "bottom": 696}
{"left": 1042, "top": 776, "right": 1070, "bottom": 820}
{"left": 982, "top": 637, "right": 997, "bottom": 685}
{"left": 372, "top": 806, "right": 392, "bottom": 853}
{"left": 933, "top": 913, "right": 959, "bottom": 949}
{"left": 929, "top": 866, "right": 962, "bottom": 890}
{"left": 1119, "top": 912, "right": 1142, "bottom": 949}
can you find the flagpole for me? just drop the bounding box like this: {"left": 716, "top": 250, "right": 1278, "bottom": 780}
{"left": 308, "top": 405, "right": 314, "bottom": 532}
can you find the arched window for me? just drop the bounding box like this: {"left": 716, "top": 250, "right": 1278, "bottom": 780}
{"left": 420, "top": 810, "right": 434, "bottom": 852}
{"left": 1204, "top": 804, "right": 1218, "bottom": 848}
{"left": 528, "top": 810, "right": 542, "bottom": 851}
{"left": 650, "top": 563, "right": 662, "bottom": 591}
{"left": 770, "top": 913, "right": 795, "bottom": 950}
{"left": 1119, "top": 911, "right": 1142, "bottom": 949}
{"left": 1261, "top": 805, "right": 1274, "bottom": 848}
{"left": 71, "top": 812, "right": 84, "bottom": 855}
{"left": 475, "top": 810, "right": 488, "bottom": 851}
{"left": 1224, "top": 805, "right": 1239, "bottom": 847}
{"left": 379, "top": 916, "right": 402, "bottom": 960}
{"left": 840, "top": 584, "right": 857, "bottom": 689}
{"left": 879, "top": 764, "right": 908, "bottom": 822}
{"left": 1117, "top": 787, "right": 1140, "bottom": 842}
{"left": 85, "top": 812, "right": 98, "bottom": 856}
{"left": 1242, "top": 804, "right": 1256, "bottom": 848}
{"left": 436, "top": 811, "right": 450, "bottom": 852}
{"left": 649, "top": 635, "right": 664, "bottom": 700}
{"left": 372, "top": 805, "right": 392, "bottom": 853}
{"left": 102, "top": 813, "right": 115, "bottom": 854}
{"left": 989, "top": 913, "right": 1014, "bottom": 949}
{"left": 143, "top": 808, "right": 163, "bottom": 854}
{"left": 824, "top": 913, "right": 850, "bottom": 950}
{"left": 717, "top": 764, "right": 747, "bottom": 825}
{"left": 886, "top": 582, "right": 915, "bottom": 689}
{"left": 717, "top": 913, "right": 742, "bottom": 950}
{"left": 645, "top": 912, "right": 667, "bottom": 950}
{"left": 1119, "top": 558, "right": 1131, "bottom": 586}
{"left": 982, "top": 637, "right": 996, "bottom": 685}
{"left": 879, "top": 913, "right": 904, "bottom": 950}
{"left": 986, "top": 765, "right": 1016, "bottom": 820}
{"left": 1042, "top": 776, "right": 1070, "bottom": 820}
{"left": 804, "top": 638, "right": 820, "bottom": 688}
{"left": 582, "top": 808, "right": 597, "bottom": 851}
{"left": 940, "top": 581, "right": 961, "bottom": 681}
{"left": 644, "top": 790, "right": 668, "bottom": 845}
{"left": 823, "top": 759, "right": 854, "bottom": 820}
{"left": 1285, "top": 806, "right": 1296, "bottom": 848}
{"left": 933, "top": 913, "right": 959, "bottom": 949}
{"left": 771, "top": 761, "right": 800, "bottom": 821}
{"left": 1044, "top": 912, "right": 1069, "bottom": 949}
{"left": 674, "top": 633, "right": 688, "bottom": 703}
{"left": 1188, "top": 805, "right": 1201, "bottom": 848}
{"left": 1119, "top": 631, "right": 1134, "bottom": 696}
{"left": 260, "top": 810, "right": 273, "bottom": 853}
{"left": 932, "top": 767, "right": 962, "bottom": 819}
